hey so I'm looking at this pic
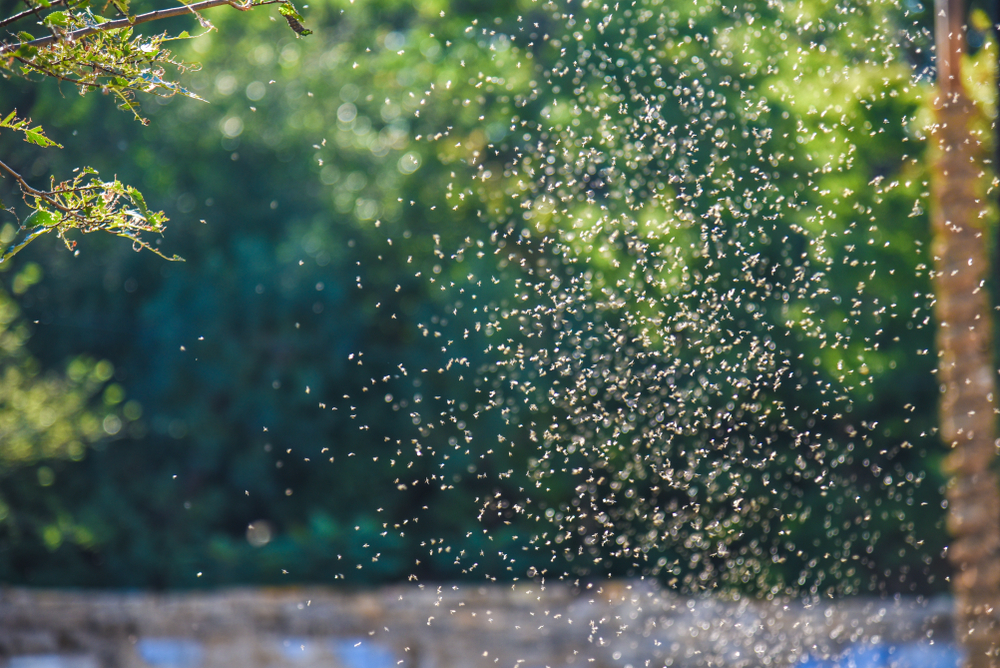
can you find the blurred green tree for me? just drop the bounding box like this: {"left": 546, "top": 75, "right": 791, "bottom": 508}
{"left": 0, "top": 0, "right": 963, "bottom": 599}
{"left": 0, "top": 262, "right": 118, "bottom": 555}
{"left": 0, "top": 272, "right": 111, "bottom": 468}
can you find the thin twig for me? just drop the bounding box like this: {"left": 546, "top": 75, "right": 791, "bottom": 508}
{"left": 0, "top": 157, "right": 44, "bottom": 195}
{"left": 0, "top": 0, "right": 284, "bottom": 54}
{"left": 0, "top": 0, "right": 68, "bottom": 30}
{"left": 0, "top": 157, "right": 90, "bottom": 216}
{"left": 10, "top": 55, "right": 101, "bottom": 88}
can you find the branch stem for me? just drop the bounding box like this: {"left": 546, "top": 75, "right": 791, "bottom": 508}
{"left": 0, "top": 0, "right": 68, "bottom": 30}
{"left": 0, "top": 157, "right": 44, "bottom": 196}
{"left": 0, "top": 0, "right": 283, "bottom": 54}
{"left": 0, "top": 157, "right": 85, "bottom": 215}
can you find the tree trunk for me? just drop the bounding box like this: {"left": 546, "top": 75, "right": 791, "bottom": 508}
{"left": 932, "top": 0, "right": 1000, "bottom": 664}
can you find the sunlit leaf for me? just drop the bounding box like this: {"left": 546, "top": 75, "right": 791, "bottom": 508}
{"left": 42, "top": 10, "right": 70, "bottom": 26}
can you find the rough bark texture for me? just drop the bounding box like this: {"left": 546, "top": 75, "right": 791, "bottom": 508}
{"left": 931, "top": 1, "right": 1000, "bottom": 661}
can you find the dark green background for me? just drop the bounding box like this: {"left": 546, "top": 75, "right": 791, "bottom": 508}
{"left": 0, "top": 0, "right": 967, "bottom": 595}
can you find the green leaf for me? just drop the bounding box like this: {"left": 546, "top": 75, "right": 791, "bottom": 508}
{"left": 43, "top": 10, "right": 70, "bottom": 26}
{"left": 109, "top": 0, "right": 129, "bottom": 16}
{"left": 24, "top": 127, "right": 60, "bottom": 148}
{"left": 23, "top": 208, "right": 60, "bottom": 229}
{"left": 126, "top": 186, "right": 150, "bottom": 218}
{"left": 278, "top": 4, "right": 312, "bottom": 36}
{"left": 0, "top": 226, "right": 51, "bottom": 263}
{"left": 0, "top": 112, "right": 62, "bottom": 149}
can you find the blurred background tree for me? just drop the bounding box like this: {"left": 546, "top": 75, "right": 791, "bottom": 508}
{"left": 0, "top": 260, "right": 121, "bottom": 565}
{"left": 0, "top": 0, "right": 968, "bottom": 597}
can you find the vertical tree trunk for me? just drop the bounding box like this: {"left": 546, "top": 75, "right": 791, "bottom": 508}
{"left": 932, "top": 0, "right": 1000, "bottom": 664}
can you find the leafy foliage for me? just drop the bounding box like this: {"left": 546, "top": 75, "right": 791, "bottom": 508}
{"left": 1, "top": 165, "right": 177, "bottom": 262}
{"left": 0, "top": 110, "right": 61, "bottom": 148}
{"left": 0, "top": 0, "right": 309, "bottom": 262}
{"left": 4, "top": 24, "right": 204, "bottom": 118}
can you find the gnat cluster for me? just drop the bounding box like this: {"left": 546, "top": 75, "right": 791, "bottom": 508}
{"left": 306, "top": 0, "right": 942, "bottom": 598}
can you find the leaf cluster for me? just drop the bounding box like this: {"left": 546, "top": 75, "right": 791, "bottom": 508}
{"left": 5, "top": 19, "right": 204, "bottom": 120}
{"left": 1, "top": 0, "right": 310, "bottom": 263}
{"left": 1, "top": 110, "right": 178, "bottom": 261}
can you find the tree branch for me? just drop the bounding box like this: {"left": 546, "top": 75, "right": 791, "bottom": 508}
{"left": 0, "top": 0, "right": 284, "bottom": 54}
{"left": 0, "top": 156, "right": 45, "bottom": 197}
{"left": 0, "top": 0, "right": 68, "bottom": 30}
{"left": 0, "top": 157, "right": 103, "bottom": 218}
